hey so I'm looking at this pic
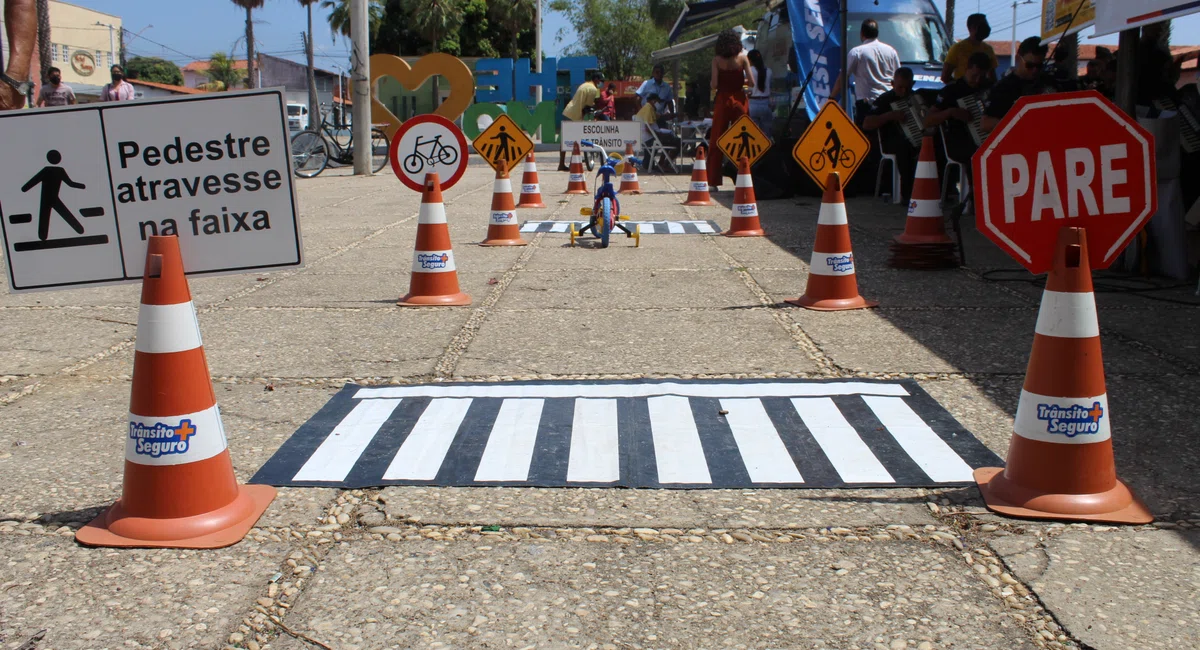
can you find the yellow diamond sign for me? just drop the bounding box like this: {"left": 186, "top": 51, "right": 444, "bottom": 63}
{"left": 472, "top": 114, "right": 534, "bottom": 173}
{"left": 716, "top": 114, "right": 772, "bottom": 168}
{"left": 793, "top": 100, "right": 870, "bottom": 190}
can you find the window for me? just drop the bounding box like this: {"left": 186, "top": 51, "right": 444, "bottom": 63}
{"left": 107, "top": 52, "right": 114, "bottom": 67}
{"left": 51, "top": 43, "right": 59, "bottom": 62}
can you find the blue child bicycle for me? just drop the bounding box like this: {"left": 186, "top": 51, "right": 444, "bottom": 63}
{"left": 570, "top": 140, "right": 641, "bottom": 249}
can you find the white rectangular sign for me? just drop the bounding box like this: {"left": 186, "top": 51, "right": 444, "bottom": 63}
{"left": 0, "top": 89, "right": 303, "bottom": 293}
{"left": 561, "top": 121, "right": 642, "bottom": 153}
{"left": 1093, "top": 0, "right": 1200, "bottom": 37}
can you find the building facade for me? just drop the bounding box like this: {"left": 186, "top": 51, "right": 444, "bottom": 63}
{"left": 45, "top": 1, "right": 122, "bottom": 96}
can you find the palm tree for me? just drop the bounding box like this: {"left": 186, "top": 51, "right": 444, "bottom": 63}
{"left": 205, "top": 52, "right": 243, "bottom": 91}
{"left": 489, "top": 0, "right": 536, "bottom": 61}
{"left": 320, "top": 0, "right": 384, "bottom": 42}
{"left": 231, "top": 0, "right": 265, "bottom": 88}
{"left": 299, "top": 0, "right": 320, "bottom": 131}
{"left": 402, "top": 0, "right": 466, "bottom": 106}
{"left": 945, "top": 0, "right": 955, "bottom": 41}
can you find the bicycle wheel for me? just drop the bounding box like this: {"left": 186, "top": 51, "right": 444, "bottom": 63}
{"left": 808, "top": 151, "right": 826, "bottom": 172}
{"left": 437, "top": 143, "right": 459, "bottom": 166}
{"left": 403, "top": 152, "right": 424, "bottom": 175}
{"left": 370, "top": 128, "right": 390, "bottom": 173}
{"left": 584, "top": 151, "right": 596, "bottom": 172}
{"left": 598, "top": 197, "right": 612, "bottom": 248}
{"left": 839, "top": 149, "right": 857, "bottom": 168}
{"left": 291, "top": 130, "right": 329, "bottom": 178}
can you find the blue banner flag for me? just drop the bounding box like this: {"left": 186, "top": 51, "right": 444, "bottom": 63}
{"left": 786, "top": 0, "right": 842, "bottom": 120}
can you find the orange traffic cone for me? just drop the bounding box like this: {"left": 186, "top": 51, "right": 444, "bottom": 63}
{"left": 75, "top": 236, "right": 275, "bottom": 548}
{"left": 399, "top": 173, "right": 472, "bottom": 306}
{"left": 974, "top": 228, "right": 1152, "bottom": 524}
{"left": 787, "top": 172, "right": 877, "bottom": 311}
{"left": 481, "top": 162, "right": 527, "bottom": 247}
{"left": 618, "top": 142, "right": 642, "bottom": 194}
{"left": 895, "top": 136, "right": 953, "bottom": 245}
{"left": 725, "top": 157, "right": 764, "bottom": 237}
{"left": 517, "top": 152, "right": 546, "bottom": 208}
{"left": 683, "top": 146, "right": 715, "bottom": 206}
{"left": 565, "top": 142, "right": 589, "bottom": 194}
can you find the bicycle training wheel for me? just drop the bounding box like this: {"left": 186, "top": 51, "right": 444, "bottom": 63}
{"left": 598, "top": 197, "right": 612, "bottom": 248}
{"left": 585, "top": 151, "right": 597, "bottom": 172}
{"left": 370, "top": 128, "right": 389, "bottom": 173}
{"left": 291, "top": 130, "right": 329, "bottom": 178}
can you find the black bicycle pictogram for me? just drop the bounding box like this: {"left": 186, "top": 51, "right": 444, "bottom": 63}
{"left": 403, "top": 133, "right": 460, "bottom": 175}
{"left": 808, "top": 121, "right": 856, "bottom": 171}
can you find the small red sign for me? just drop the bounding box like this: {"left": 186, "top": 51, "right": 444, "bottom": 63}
{"left": 389, "top": 114, "right": 469, "bottom": 192}
{"left": 972, "top": 91, "right": 1157, "bottom": 274}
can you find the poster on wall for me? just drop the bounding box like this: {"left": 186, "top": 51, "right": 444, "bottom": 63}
{"left": 1041, "top": 0, "right": 1096, "bottom": 41}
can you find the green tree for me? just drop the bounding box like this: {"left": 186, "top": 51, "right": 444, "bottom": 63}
{"left": 231, "top": 0, "right": 264, "bottom": 88}
{"left": 489, "top": 0, "right": 536, "bottom": 60}
{"left": 125, "top": 56, "right": 184, "bottom": 86}
{"left": 320, "top": 0, "right": 385, "bottom": 42}
{"left": 549, "top": 0, "right": 667, "bottom": 79}
{"left": 205, "top": 52, "right": 243, "bottom": 91}
{"left": 401, "top": 0, "right": 466, "bottom": 54}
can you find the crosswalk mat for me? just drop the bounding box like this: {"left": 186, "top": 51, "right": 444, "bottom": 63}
{"left": 519, "top": 220, "right": 722, "bottom": 235}
{"left": 251, "top": 379, "right": 1002, "bottom": 489}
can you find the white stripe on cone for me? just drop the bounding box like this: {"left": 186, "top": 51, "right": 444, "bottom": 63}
{"left": 694, "top": 160, "right": 707, "bottom": 170}
{"left": 907, "top": 198, "right": 941, "bottom": 218}
{"left": 418, "top": 202, "right": 447, "bottom": 224}
{"left": 915, "top": 161, "right": 937, "bottom": 178}
{"left": 817, "top": 202, "right": 848, "bottom": 226}
{"left": 570, "top": 155, "right": 581, "bottom": 164}
{"left": 809, "top": 251, "right": 856, "bottom": 276}
{"left": 411, "top": 249, "right": 457, "bottom": 273}
{"left": 735, "top": 174, "right": 753, "bottom": 188}
{"left": 493, "top": 178, "right": 513, "bottom": 194}
{"left": 522, "top": 184, "right": 539, "bottom": 193}
{"left": 732, "top": 203, "right": 758, "bottom": 217}
{"left": 490, "top": 210, "right": 517, "bottom": 225}
{"left": 1013, "top": 391, "right": 1111, "bottom": 444}
{"left": 126, "top": 404, "right": 228, "bottom": 466}
{"left": 1035, "top": 291, "right": 1100, "bottom": 338}
{"left": 135, "top": 302, "right": 202, "bottom": 354}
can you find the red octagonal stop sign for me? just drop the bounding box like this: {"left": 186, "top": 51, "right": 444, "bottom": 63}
{"left": 972, "top": 91, "right": 1157, "bottom": 274}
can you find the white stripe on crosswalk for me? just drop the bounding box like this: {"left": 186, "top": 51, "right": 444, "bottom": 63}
{"left": 693, "top": 221, "right": 716, "bottom": 233}
{"left": 862, "top": 396, "right": 975, "bottom": 483}
{"left": 792, "top": 398, "right": 894, "bottom": 483}
{"left": 292, "top": 399, "right": 402, "bottom": 482}
{"left": 666, "top": 221, "right": 685, "bottom": 234}
{"left": 520, "top": 222, "right": 539, "bottom": 232}
{"left": 382, "top": 398, "right": 473, "bottom": 480}
{"left": 567, "top": 399, "right": 620, "bottom": 483}
{"left": 719, "top": 398, "right": 804, "bottom": 483}
{"left": 639, "top": 223, "right": 656, "bottom": 234}
{"left": 355, "top": 381, "right": 910, "bottom": 401}
{"left": 550, "top": 222, "right": 570, "bottom": 232}
{"left": 648, "top": 396, "right": 712, "bottom": 484}
{"left": 474, "top": 399, "right": 545, "bottom": 482}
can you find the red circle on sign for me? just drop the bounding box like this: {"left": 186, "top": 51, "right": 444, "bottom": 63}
{"left": 972, "top": 91, "right": 1157, "bottom": 275}
{"left": 389, "top": 114, "right": 469, "bottom": 192}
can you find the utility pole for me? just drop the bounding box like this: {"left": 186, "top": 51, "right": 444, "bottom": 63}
{"left": 95, "top": 22, "right": 116, "bottom": 68}
{"left": 840, "top": 0, "right": 849, "bottom": 109}
{"left": 1115, "top": 28, "right": 1139, "bottom": 117}
{"left": 533, "top": 0, "right": 542, "bottom": 106}
{"left": 350, "top": 0, "right": 372, "bottom": 175}
{"left": 1010, "top": 0, "right": 1033, "bottom": 67}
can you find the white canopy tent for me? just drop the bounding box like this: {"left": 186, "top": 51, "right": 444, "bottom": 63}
{"left": 650, "top": 25, "right": 752, "bottom": 64}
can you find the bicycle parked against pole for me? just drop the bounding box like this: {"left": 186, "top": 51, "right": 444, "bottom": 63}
{"left": 571, "top": 140, "right": 640, "bottom": 249}
{"left": 290, "top": 108, "right": 390, "bottom": 178}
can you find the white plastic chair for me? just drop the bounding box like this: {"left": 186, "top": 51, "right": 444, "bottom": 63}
{"left": 938, "top": 124, "right": 971, "bottom": 207}
{"left": 874, "top": 130, "right": 902, "bottom": 204}
{"left": 638, "top": 119, "right": 678, "bottom": 174}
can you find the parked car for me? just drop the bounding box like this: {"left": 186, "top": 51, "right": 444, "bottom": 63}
{"left": 287, "top": 103, "right": 310, "bottom": 132}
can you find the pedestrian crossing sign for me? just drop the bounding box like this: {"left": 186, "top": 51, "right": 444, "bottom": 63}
{"left": 716, "top": 115, "right": 771, "bottom": 168}
{"left": 793, "top": 100, "right": 870, "bottom": 190}
{"left": 472, "top": 114, "right": 534, "bottom": 174}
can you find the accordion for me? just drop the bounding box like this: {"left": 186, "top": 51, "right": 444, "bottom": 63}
{"left": 1153, "top": 97, "right": 1200, "bottom": 153}
{"left": 890, "top": 94, "right": 929, "bottom": 148}
{"left": 956, "top": 92, "right": 988, "bottom": 146}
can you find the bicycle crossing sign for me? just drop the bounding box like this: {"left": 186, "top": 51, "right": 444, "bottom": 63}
{"left": 472, "top": 114, "right": 533, "bottom": 174}
{"left": 716, "top": 115, "right": 771, "bottom": 168}
{"left": 389, "top": 114, "right": 469, "bottom": 192}
{"left": 793, "top": 100, "right": 870, "bottom": 190}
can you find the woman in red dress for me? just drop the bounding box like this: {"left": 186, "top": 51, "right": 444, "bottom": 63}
{"left": 706, "top": 29, "right": 753, "bottom": 190}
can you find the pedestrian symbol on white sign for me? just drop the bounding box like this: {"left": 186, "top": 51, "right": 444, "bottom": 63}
{"left": 13, "top": 149, "right": 109, "bottom": 251}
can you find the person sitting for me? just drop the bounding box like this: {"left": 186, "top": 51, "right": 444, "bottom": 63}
{"left": 925, "top": 51, "right": 993, "bottom": 178}
{"left": 863, "top": 67, "right": 920, "bottom": 202}
{"left": 982, "top": 37, "right": 1055, "bottom": 134}
{"left": 635, "top": 93, "right": 680, "bottom": 172}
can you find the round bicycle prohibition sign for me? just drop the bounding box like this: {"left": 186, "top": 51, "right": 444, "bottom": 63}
{"left": 389, "top": 114, "right": 469, "bottom": 192}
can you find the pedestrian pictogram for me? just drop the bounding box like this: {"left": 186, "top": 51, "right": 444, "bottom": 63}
{"left": 793, "top": 100, "right": 870, "bottom": 190}
{"left": 390, "top": 114, "right": 469, "bottom": 192}
{"left": 716, "top": 115, "right": 772, "bottom": 168}
{"left": 13, "top": 149, "right": 109, "bottom": 251}
{"left": 972, "top": 91, "right": 1157, "bottom": 274}
{"left": 472, "top": 114, "right": 534, "bottom": 174}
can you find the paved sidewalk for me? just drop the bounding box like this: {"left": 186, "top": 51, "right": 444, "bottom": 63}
{"left": 0, "top": 155, "right": 1197, "bottom": 650}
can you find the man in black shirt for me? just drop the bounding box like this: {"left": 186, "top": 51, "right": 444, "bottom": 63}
{"left": 863, "top": 67, "right": 925, "bottom": 202}
{"left": 982, "top": 36, "right": 1055, "bottom": 134}
{"left": 925, "top": 52, "right": 993, "bottom": 173}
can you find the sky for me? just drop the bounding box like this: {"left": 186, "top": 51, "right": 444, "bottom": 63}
{"left": 55, "top": 0, "right": 1200, "bottom": 72}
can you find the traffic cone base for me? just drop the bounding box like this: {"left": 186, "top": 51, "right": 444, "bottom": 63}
{"left": 725, "top": 158, "right": 765, "bottom": 237}
{"left": 565, "top": 143, "right": 589, "bottom": 194}
{"left": 400, "top": 173, "right": 472, "bottom": 306}
{"left": 517, "top": 153, "right": 546, "bottom": 208}
{"left": 76, "top": 235, "right": 275, "bottom": 549}
{"left": 973, "top": 227, "right": 1151, "bottom": 525}
{"left": 788, "top": 173, "right": 876, "bottom": 311}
